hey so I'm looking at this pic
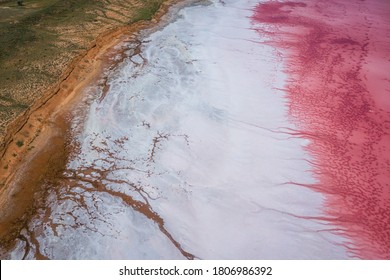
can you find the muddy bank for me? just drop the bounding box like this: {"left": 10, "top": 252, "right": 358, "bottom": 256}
{"left": 0, "top": 0, "right": 168, "bottom": 157}
{"left": 0, "top": 0, "right": 192, "bottom": 258}
{"left": 3, "top": 0, "right": 353, "bottom": 259}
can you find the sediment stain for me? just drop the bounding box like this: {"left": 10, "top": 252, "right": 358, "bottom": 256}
{"left": 0, "top": 0, "right": 197, "bottom": 259}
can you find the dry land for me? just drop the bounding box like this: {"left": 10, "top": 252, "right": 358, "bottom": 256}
{"left": 0, "top": 0, "right": 184, "bottom": 257}
{"left": 0, "top": 0, "right": 165, "bottom": 154}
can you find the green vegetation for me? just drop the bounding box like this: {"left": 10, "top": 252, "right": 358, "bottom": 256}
{"left": 16, "top": 140, "right": 24, "bottom": 147}
{"left": 0, "top": 0, "right": 166, "bottom": 145}
{"left": 0, "top": 0, "right": 100, "bottom": 84}
{"left": 131, "top": 0, "right": 162, "bottom": 22}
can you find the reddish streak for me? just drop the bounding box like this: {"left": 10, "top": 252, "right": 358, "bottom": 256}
{"left": 251, "top": 0, "right": 390, "bottom": 259}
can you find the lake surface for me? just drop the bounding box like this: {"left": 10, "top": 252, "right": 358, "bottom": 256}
{"left": 8, "top": 0, "right": 389, "bottom": 259}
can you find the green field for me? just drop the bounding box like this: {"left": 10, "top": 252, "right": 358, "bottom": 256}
{"left": 0, "top": 0, "right": 165, "bottom": 146}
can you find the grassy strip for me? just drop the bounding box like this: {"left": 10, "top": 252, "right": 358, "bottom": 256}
{"left": 131, "top": 0, "right": 163, "bottom": 22}
{"left": 0, "top": 0, "right": 165, "bottom": 141}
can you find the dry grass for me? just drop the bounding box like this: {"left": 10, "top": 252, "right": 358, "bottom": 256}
{"left": 0, "top": 0, "right": 165, "bottom": 147}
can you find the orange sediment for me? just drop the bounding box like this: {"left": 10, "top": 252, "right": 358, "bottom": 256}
{"left": 0, "top": 0, "right": 191, "bottom": 258}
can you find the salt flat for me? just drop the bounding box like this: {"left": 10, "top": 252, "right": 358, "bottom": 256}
{"left": 9, "top": 0, "right": 351, "bottom": 259}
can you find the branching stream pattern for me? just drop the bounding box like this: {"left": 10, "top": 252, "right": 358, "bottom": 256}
{"left": 6, "top": 0, "right": 385, "bottom": 259}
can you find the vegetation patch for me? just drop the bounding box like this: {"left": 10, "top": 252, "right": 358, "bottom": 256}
{"left": 16, "top": 140, "right": 24, "bottom": 147}
{"left": 131, "top": 0, "right": 162, "bottom": 22}
{"left": 0, "top": 0, "right": 166, "bottom": 145}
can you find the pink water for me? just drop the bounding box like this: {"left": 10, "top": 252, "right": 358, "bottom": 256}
{"left": 252, "top": 0, "right": 390, "bottom": 259}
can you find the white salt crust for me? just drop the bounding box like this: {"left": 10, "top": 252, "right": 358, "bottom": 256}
{"left": 11, "top": 0, "right": 350, "bottom": 259}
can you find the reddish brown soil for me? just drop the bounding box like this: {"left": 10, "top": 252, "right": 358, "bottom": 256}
{"left": 0, "top": 0, "right": 187, "bottom": 258}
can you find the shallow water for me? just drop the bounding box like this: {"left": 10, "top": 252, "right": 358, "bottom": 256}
{"left": 252, "top": 0, "right": 390, "bottom": 259}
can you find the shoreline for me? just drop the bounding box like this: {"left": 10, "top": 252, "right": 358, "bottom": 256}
{"left": 1, "top": 0, "right": 367, "bottom": 259}
{"left": 0, "top": 0, "right": 192, "bottom": 258}
{"left": 252, "top": 0, "right": 390, "bottom": 259}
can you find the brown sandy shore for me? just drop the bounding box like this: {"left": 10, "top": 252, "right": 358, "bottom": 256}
{"left": 0, "top": 0, "right": 195, "bottom": 258}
